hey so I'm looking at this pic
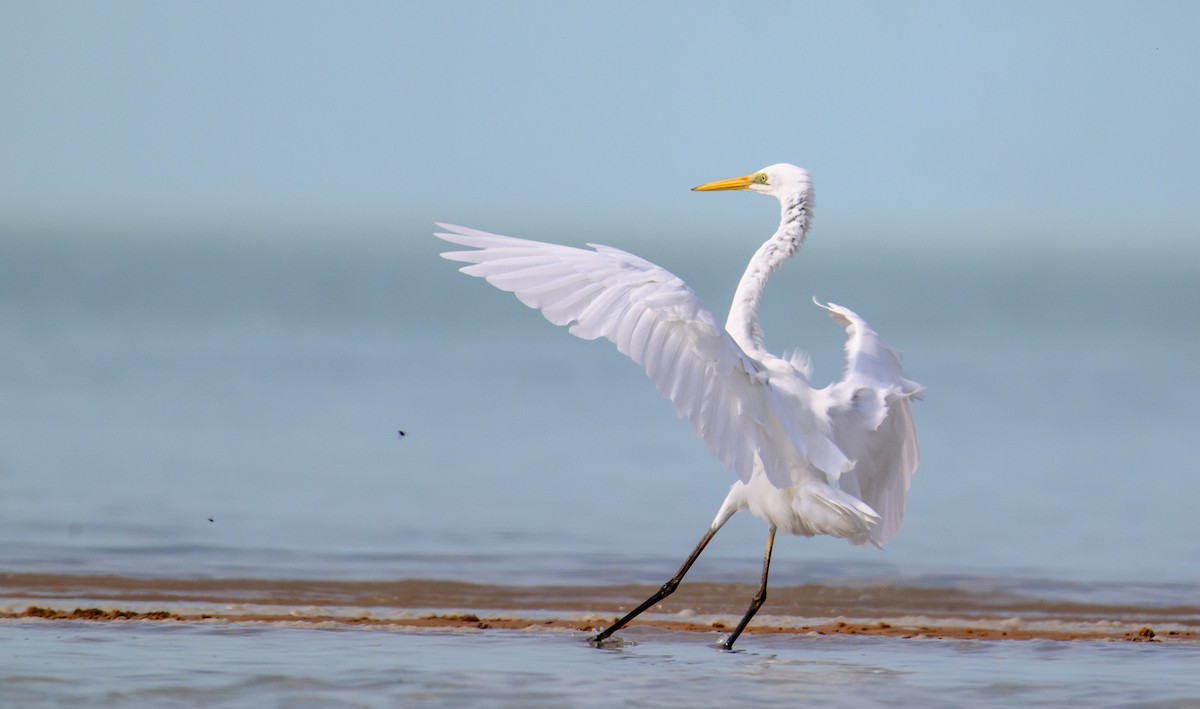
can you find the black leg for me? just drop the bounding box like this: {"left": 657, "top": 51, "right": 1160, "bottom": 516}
{"left": 590, "top": 525, "right": 719, "bottom": 644}
{"left": 720, "top": 525, "right": 776, "bottom": 650}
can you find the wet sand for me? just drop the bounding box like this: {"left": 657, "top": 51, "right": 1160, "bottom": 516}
{"left": 2, "top": 573, "right": 1196, "bottom": 643}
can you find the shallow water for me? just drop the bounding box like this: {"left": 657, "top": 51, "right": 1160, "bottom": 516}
{"left": 4, "top": 622, "right": 1199, "bottom": 708}
{"left": 1, "top": 223, "right": 1198, "bottom": 704}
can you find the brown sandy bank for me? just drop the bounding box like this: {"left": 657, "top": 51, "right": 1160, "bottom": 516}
{"left": 2, "top": 573, "right": 1196, "bottom": 643}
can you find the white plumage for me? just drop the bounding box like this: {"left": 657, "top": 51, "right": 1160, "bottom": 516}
{"left": 436, "top": 163, "right": 921, "bottom": 649}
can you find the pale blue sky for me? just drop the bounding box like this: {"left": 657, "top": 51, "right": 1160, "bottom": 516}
{"left": 3, "top": 1, "right": 1198, "bottom": 246}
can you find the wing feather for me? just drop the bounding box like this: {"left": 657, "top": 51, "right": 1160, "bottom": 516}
{"left": 438, "top": 223, "right": 792, "bottom": 485}
{"left": 815, "top": 299, "right": 923, "bottom": 546}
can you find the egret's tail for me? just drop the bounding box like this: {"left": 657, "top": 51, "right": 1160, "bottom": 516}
{"left": 794, "top": 485, "right": 882, "bottom": 547}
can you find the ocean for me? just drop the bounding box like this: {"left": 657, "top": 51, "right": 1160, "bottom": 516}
{"left": 1, "top": 221, "right": 1197, "bottom": 706}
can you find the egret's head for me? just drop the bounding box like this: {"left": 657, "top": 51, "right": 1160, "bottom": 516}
{"left": 692, "top": 163, "right": 811, "bottom": 201}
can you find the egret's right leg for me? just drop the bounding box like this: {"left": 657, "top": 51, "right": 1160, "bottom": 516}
{"left": 719, "top": 525, "right": 776, "bottom": 651}
{"left": 589, "top": 525, "right": 720, "bottom": 645}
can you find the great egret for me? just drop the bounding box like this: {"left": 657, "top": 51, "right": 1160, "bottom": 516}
{"left": 435, "top": 163, "right": 922, "bottom": 650}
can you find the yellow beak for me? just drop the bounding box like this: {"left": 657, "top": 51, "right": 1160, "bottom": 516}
{"left": 692, "top": 174, "right": 755, "bottom": 192}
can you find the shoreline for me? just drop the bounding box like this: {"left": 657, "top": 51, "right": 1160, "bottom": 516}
{"left": 3, "top": 573, "right": 1197, "bottom": 643}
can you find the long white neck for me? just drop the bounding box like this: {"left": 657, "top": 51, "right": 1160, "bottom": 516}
{"left": 725, "top": 189, "right": 812, "bottom": 354}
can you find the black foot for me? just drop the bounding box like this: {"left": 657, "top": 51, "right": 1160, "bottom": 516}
{"left": 589, "top": 632, "right": 628, "bottom": 649}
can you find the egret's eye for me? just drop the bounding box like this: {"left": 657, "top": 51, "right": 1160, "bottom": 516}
{"left": 754, "top": 173, "right": 769, "bottom": 184}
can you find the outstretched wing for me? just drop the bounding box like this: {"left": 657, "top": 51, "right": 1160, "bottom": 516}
{"left": 816, "top": 300, "right": 923, "bottom": 547}
{"left": 436, "top": 223, "right": 819, "bottom": 488}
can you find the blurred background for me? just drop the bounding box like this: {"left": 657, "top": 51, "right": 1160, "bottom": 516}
{"left": 2, "top": 2, "right": 1197, "bottom": 592}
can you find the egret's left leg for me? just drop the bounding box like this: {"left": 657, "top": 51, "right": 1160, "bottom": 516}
{"left": 720, "top": 525, "right": 776, "bottom": 651}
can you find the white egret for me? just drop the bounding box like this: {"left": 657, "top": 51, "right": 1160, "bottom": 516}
{"left": 435, "top": 163, "right": 922, "bottom": 650}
